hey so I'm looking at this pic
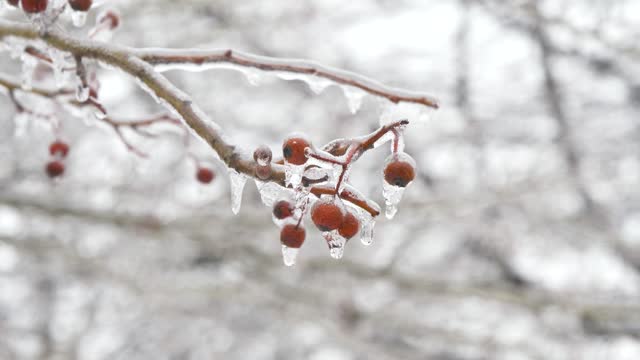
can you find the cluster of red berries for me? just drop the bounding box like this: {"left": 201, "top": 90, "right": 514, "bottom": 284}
{"left": 45, "top": 140, "right": 69, "bottom": 178}
{"left": 6, "top": 0, "right": 92, "bottom": 13}
{"left": 271, "top": 129, "right": 416, "bottom": 261}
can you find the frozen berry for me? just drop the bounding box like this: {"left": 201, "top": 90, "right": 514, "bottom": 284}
{"left": 68, "top": 0, "right": 91, "bottom": 11}
{"left": 98, "top": 10, "right": 120, "bottom": 29}
{"left": 253, "top": 145, "right": 272, "bottom": 166}
{"left": 338, "top": 211, "right": 359, "bottom": 240}
{"left": 45, "top": 161, "right": 64, "bottom": 178}
{"left": 7, "top": 0, "right": 19, "bottom": 7}
{"left": 196, "top": 167, "right": 215, "bottom": 184}
{"left": 311, "top": 200, "right": 344, "bottom": 232}
{"left": 273, "top": 200, "right": 294, "bottom": 220}
{"left": 49, "top": 140, "right": 69, "bottom": 158}
{"left": 21, "top": 0, "right": 47, "bottom": 13}
{"left": 255, "top": 164, "right": 271, "bottom": 180}
{"left": 384, "top": 158, "right": 416, "bottom": 187}
{"left": 280, "top": 224, "right": 305, "bottom": 248}
{"left": 282, "top": 136, "right": 310, "bottom": 165}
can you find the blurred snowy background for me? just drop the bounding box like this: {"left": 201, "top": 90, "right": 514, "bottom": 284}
{"left": 2, "top": 0, "right": 640, "bottom": 359}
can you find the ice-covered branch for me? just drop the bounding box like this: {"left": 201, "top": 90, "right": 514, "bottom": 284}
{"left": 0, "top": 20, "right": 286, "bottom": 185}
{"left": 135, "top": 48, "right": 439, "bottom": 109}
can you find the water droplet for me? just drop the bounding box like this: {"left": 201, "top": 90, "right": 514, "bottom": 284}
{"left": 71, "top": 10, "right": 87, "bottom": 27}
{"left": 342, "top": 86, "right": 366, "bottom": 114}
{"left": 281, "top": 245, "right": 299, "bottom": 266}
{"left": 228, "top": 170, "right": 248, "bottom": 214}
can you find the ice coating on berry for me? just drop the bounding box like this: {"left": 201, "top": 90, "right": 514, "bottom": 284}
{"left": 228, "top": 169, "right": 248, "bottom": 214}
{"left": 255, "top": 164, "right": 271, "bottom": 180}
{"left": 311, "top": 200, "right": 344, "bottom": 232}
{"left": 338, "top": 211, "right": 359, "bottom": 239}
{"left": 71, "top": 10, "right": 87, "bottom": 27}
{"left": 253, "top": 145, "right": 272, "bottom": 166}
{"left": 282, "top": 135, "right": 310, "bottom": 165}
{"left": 383, "top": 152, "right": 416, "bottom": 188}
{"left": 273, "top": 200, "right": 293, "bottom": 220}
{"left": 280, "top": 224, "right": 305, "bottom": 248}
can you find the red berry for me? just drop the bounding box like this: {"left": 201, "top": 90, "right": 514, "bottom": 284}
{"left": 311, "top": 200, "right": 344, "bottom": 232}
{"left": 67, "top": 0, "right": 91, "bottom": 11}
{"left": 49, "top": 141, "right": 70, "bottom": 158}
{"left": 98, "top": 10, "right": 120, "bottom": 29}
{"left": 282, "top": 136, "right": 310, "bottom": 165}
{"left": 253, "top": 145, "right": 272, "bottom": 166}
{"left": 384, "top": 159, "right": 416, "bottom": 187}
{"left": 196, "top": 167, "right": 215, "bottom": 184}
{"left": 273, "top": 200, "right": 294, "bottom": 220}
{"left": 280, "top": 224, "right": 305, "bottom": 248}
{"left": 338, "top": 211, "right": 359, "bottom": 240}
{"left": 7, "top": 0, "right": 19, "bottom": 7}
{"left": 45, "top": 161, "right": 64, "bottom": 178}
{"left": 255, "top": 164, "right": 271, "bottom": 180}
{"left": 21, "top": 0, "right": 48, "bottom": 13}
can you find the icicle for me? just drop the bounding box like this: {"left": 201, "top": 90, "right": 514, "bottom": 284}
{"left": 360, "top": 217, "right": 375, "bottom": 246}
{"left": 382, "top": 181, "right": 404, "bottom": 219}
{"left": 305, "top": 77, "right": 332, "bottom": 95}
{"left": 342, "top": 86, "right": 366, "bottom": 114}
{"left": 228, "top": 170, "right": 248, "bottom": 214}
{"left": 71, "top": 11, "right": 87, "bottom": 27}
{"left": 323, "top": 230, "right": 347, "bottom": 259}
{"left": 48, "top": 48, "right": 70, "bottom": 89}
{"left": 13, "top": 113, "right": 31, "bottom": 138}
{"left": 75, "top": 82, "right": 90, "bottom": 102}
{"left": 281, "top": 245, "right": 299, "bottom": 266}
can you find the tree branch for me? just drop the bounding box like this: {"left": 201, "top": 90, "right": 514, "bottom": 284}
{"left": 136, "top": 49, "right": 439, "bottom": 109}
{"left": 0, "top": 20, "right": 437, "bottom": 188}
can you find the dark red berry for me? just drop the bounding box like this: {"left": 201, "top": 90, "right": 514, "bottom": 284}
{"left": 7, "top": 0, "right": 19, "bottom": 7}
{"left": 282, "top": 136, "right": 310, "bottom": 165}
{"left": 21, "top": 0, "right": 48, "bottom": 13}
{"left": 255, "top": 164, "right": 271, "bottom": 180}
{"left": 273, "top": 200, "right": 294, "bottom": 220}
{"left": 196, "top": 167, "right": 215, "bottom": 184}
{"left": 338, "top": 211, "right": 359, "bottom": 240}
{"left": 384, "top": 160, "right": 415, "bottom": 187}
{"left": 49, "top": 141, "right": 70, "bottom": 158}
{"left": 46, "top": 161, "right": 64, "bottom": 178}
{"left": 98, "top": 10, "right": 119, "bottom": 29}
{"left": 67, "top": 0, "right": 91, "bottom": 11}
{"left": 311, "top": 200, "right": 344, "bottom": 232}
{"left": 253, "top": 145, "right": 272, "bottom": 165}
{"left": 280, "top": 224, "right": 305, "bottom": 248}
